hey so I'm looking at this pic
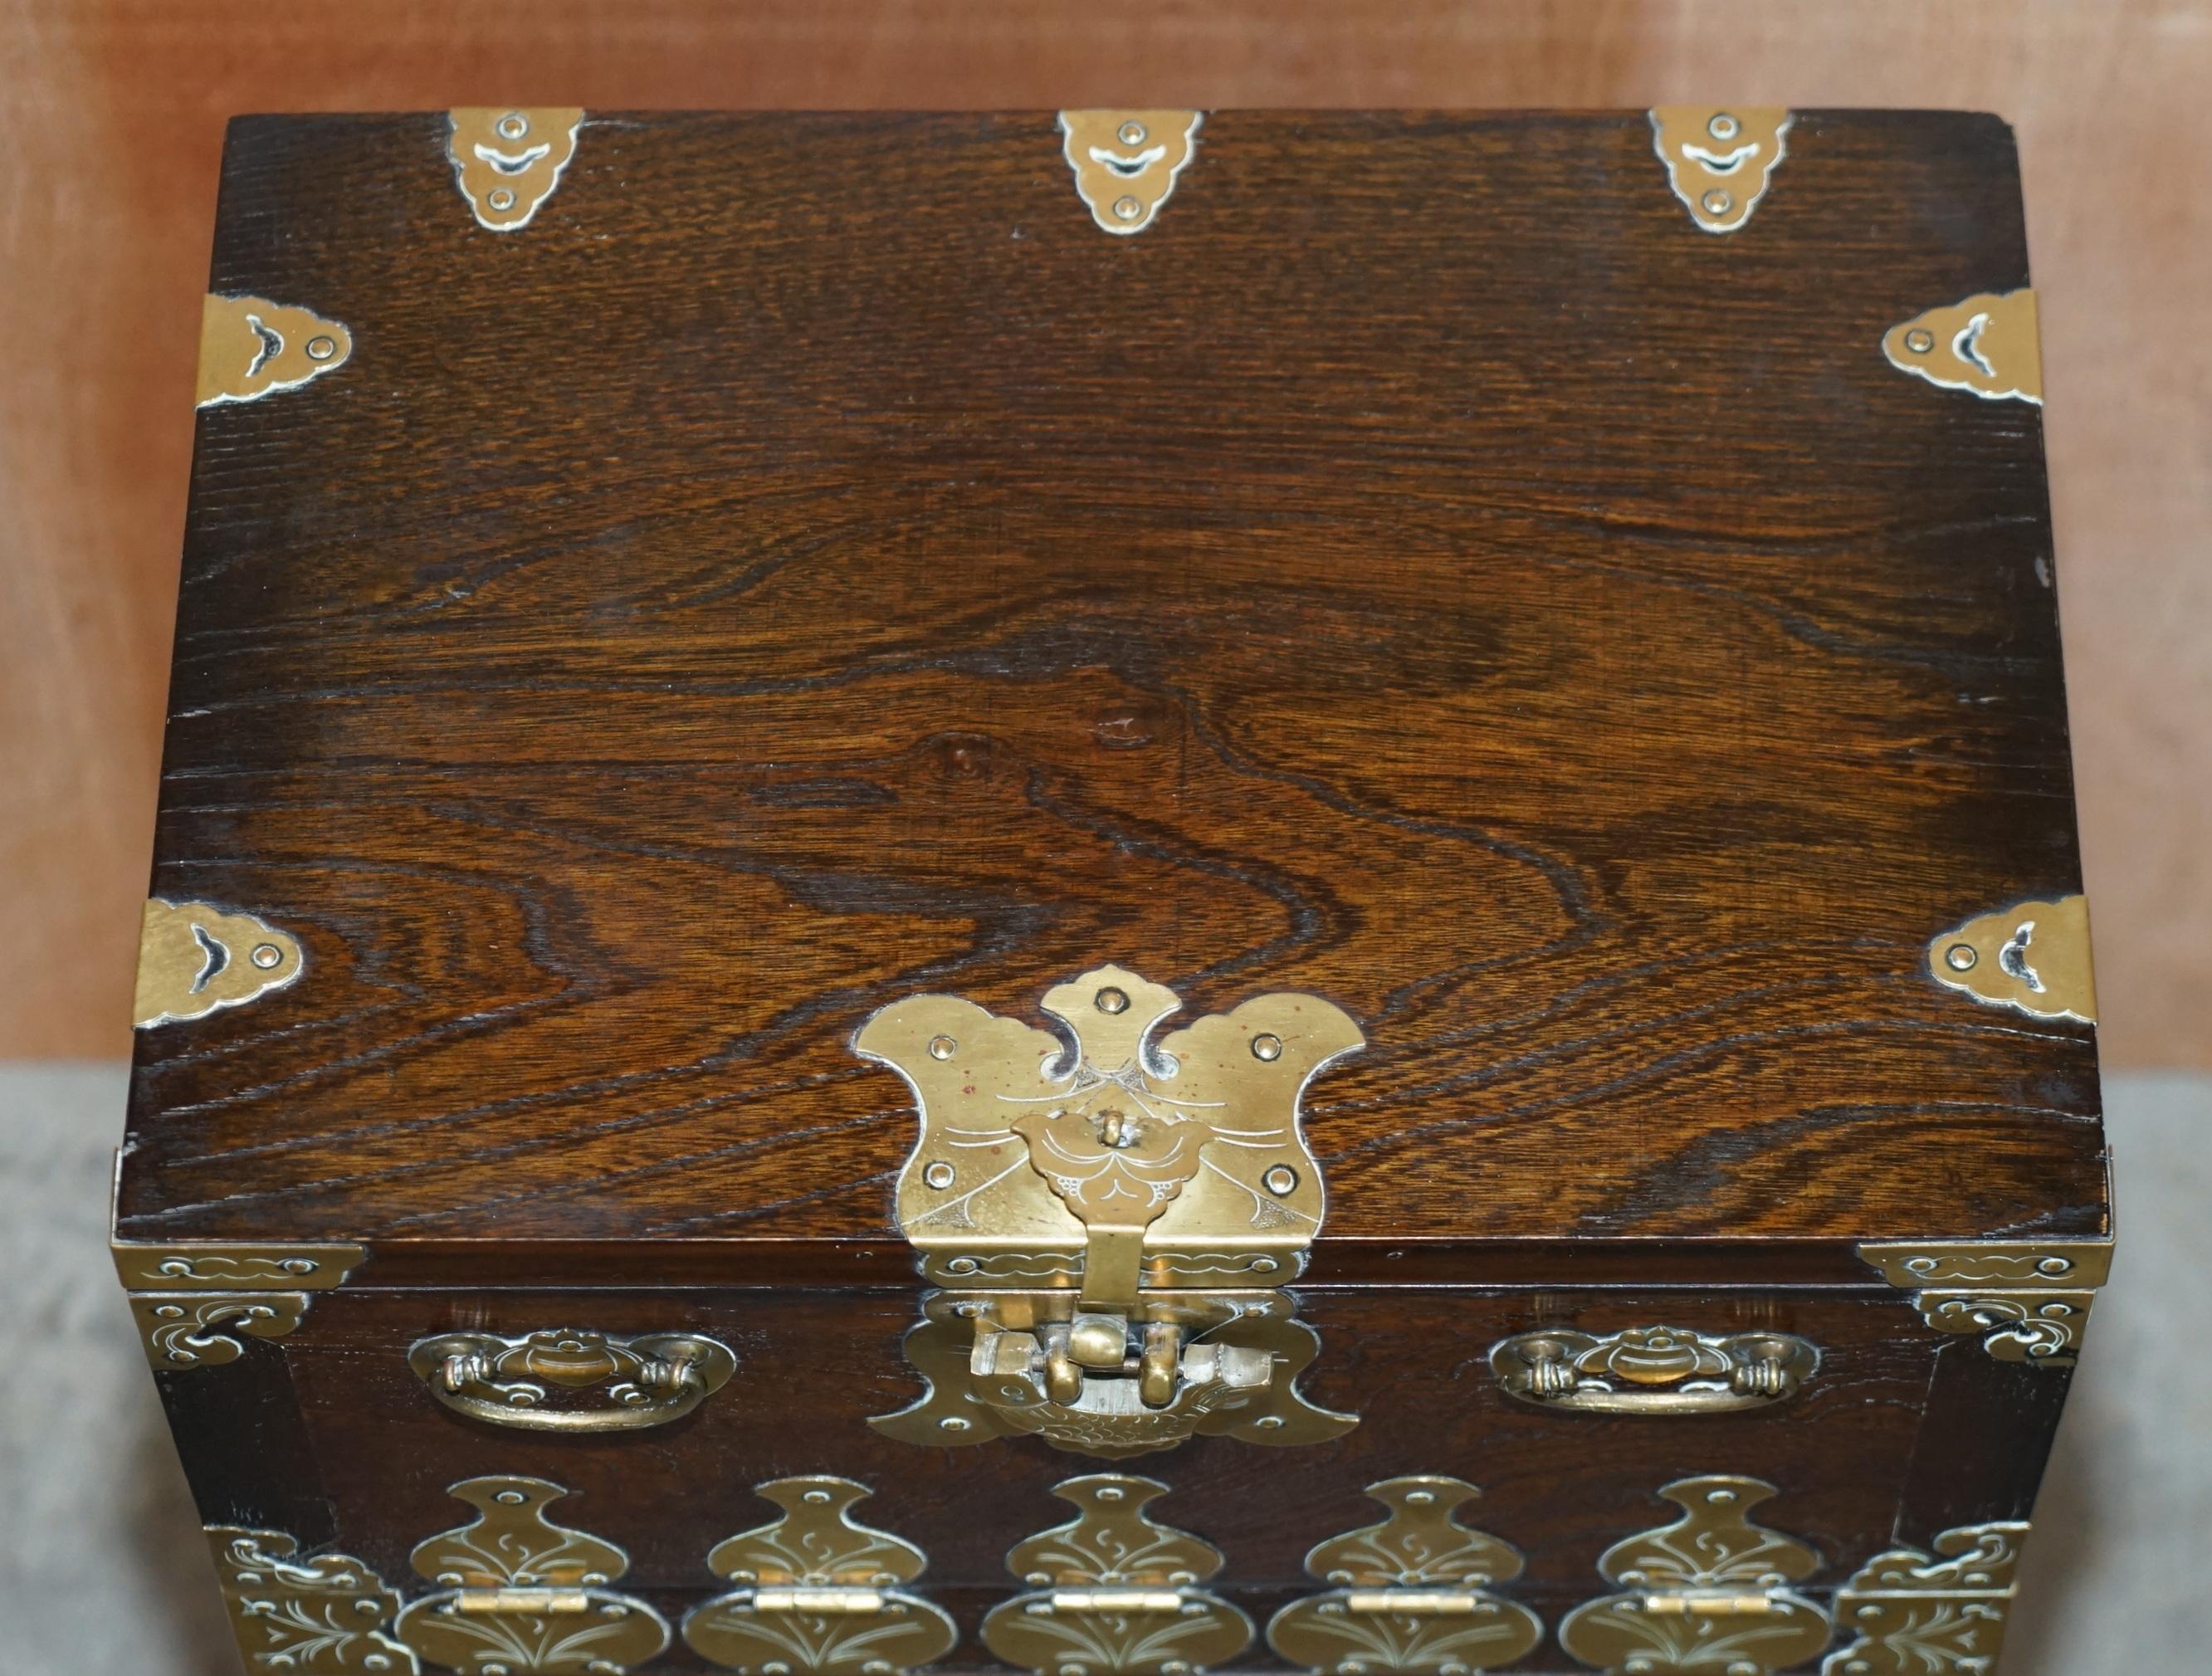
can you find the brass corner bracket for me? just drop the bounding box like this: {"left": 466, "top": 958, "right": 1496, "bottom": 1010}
{"left": 134, "top": 898, "right": 305, "bottom": 1029}
{"left": 1860, "top": 1239, "right": 2112, "bottom": 1367}
{"left": 1825, "top": 1522, "right": 2029, "bottom": 1676}
{"left": 1649, "top": 107, "right": 1792, "bottom": 232}
{"left": 114, "top": 1238, "right": 364, "bottom": 1371}
{"left": 1883, "top": 289, "right": 2042, "bottom": 403}
{"left": 857, "top": 963, "right": 1362, "bottom": 1456}
{"left": 448, "top": 108, "right": 584, "bottom": 231}
{"left": 197, "top": 296, "right": 351, "bottom": 409}
{"left": 1927, "top": 893, "right": 2094, "bottom": 1024}
{"left": 208, "top": 1527, "right": 417, "bottom": 1674}
{"left": 1058, "top": 111, "right": 1202, "bottom": 234}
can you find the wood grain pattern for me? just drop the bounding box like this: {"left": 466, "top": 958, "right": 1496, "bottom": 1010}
{"left": 4, "top": 1, "right": 2209, "bottom": 1078}
{"left": 113, "top": 111, "right": 2106, "bottom": 1258}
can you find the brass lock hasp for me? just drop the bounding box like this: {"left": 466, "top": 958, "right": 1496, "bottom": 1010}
{"left": 856, "top": 965, "right": 1363, "bottom": 1458}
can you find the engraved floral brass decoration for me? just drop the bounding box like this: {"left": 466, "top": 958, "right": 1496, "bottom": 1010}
{"left": 682, "top": 1476, "right": 958, "bottom": 1675}
{"left": 1926, "top": 894, "right": 2093, "bottom": 1024}
{"left": 393, "top": 1477, "right": 670, "bottom": 1674}
{"left": 1267, "top": 1477, "right": 1544, "bottom": 1675}
{"left": 448, "top": 109, "right": 584, "bottom": 231}
{"left": 198, "top": 296, "right": 353, "bottom": 408}
{"left": 207, "top": 1526, "right": 417, "bottom": 1674}
{"left": 407, "top": 1328, "right": 737, "bottom": 1431}
{"left": 1882, "top": 290, "right": 2042, "bottom": 403}
{"left": 1489, "top": 1326, "right": 1818, "bottom": 1415}
{"left": 1823, "top": 1522, "right": 2028, "bottom": 1676}
{"left": 1648, "top": 108, "right": 1792, "bottom": 232}
{"left": 115, "top": 1238, "right": 364, "bottom": 1369}
{"left": 981, "top": 1474, "right": 1253, "bottom": 1676}
{"left": 1558, "top": 1476, "right": 1831, "bottom": 1676}
{"left": 1859, "top": 1239, "right": 2111, "bottom": 1368}
{"left": 135, "top": 898, "right": 305, "bottom": 1028}
{"left": 131, "top": 1292, "right": 313, "bottom": 1368}
{"left": 857, "top": 964, "right": 1362, "bottom": 1456}
{"left": 1058, "top": 112, "right": 1202, "bottom": 234}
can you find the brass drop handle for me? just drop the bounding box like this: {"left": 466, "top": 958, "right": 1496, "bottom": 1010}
{"left": 408, "top": 1328, "right": 736, "bottom": 1431}
{"left": 1489, "top": 1327, "right": 1817, "bottom": 1415}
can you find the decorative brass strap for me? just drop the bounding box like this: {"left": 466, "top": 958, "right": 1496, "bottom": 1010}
{"left": 1883, "top": 290, "right": 2044, "bottom": 404}
{"left": 134, "top": 898, "right": 304, "bottom": 1027}
{"left": 1558, "top": 1476, "right": 1832, "bottom": 1676}
{"left": 393, "top": 1477, "right": 670, "bottom": 1673}
{"left": 1267, "top": 1477, "right": 1543, "bottom": 1674}
{"left": 1489, "top": 1326, "right": 1818, "bottom": 1415}
{"left": 1926, "top": 893, "right": 2092, "bottom": 1021}
{"left": 407, "top": 1328, "right": 736, "bottom": 1431}
{"left": 683, "top": 1476, "right": 959, "bottom": 1674}
{"left": 196, "top": 299, "right": 351, "bottom": 408}
{"left": 1057, "top": 112, "right": 1203, "bottom": 234}
{"left": 980, "top": 1475, "right": 1253, "bottom": 1676}
{"left": 448, "top": 108, "right": 584, "bottom": 231}
{"left": 1648, "top": 108, "right": 1792, "bottom": 232}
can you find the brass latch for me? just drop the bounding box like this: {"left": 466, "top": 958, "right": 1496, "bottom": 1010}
{"left": 857, "top": 965, "right": 1364, "bottom": 1457}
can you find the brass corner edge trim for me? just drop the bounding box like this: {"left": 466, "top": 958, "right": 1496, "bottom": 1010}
{"left": 198, "top": 296, "right": 351, "bottom": 408}
{"left": 1649, "top": 106, "right": 1792, "bottom": 232}
{"left": 1927, "top": 892, "right": 2093, "bottom": 1024}
{"left": 135, "top": 898, "right": 305, "bottom": 1029}
{"left": 448, "top": 107, "right": 584, "bottom": 230}
{"left": 1883, "top": 287, "right": 2043, "bottom": 403}
{"left": 1058, "top": 110, "right": 1203, "bottom": 234}
{"left": 1859, "top": 1239, "right": 2112, "bottom": 1369}
{"left": 112, "top": 1239, "right": 369, "bottom": 1292}
{"left": 1824, "top": 1521, "right": 2029, "bottom": 1676}
{"left": 208, "top": 1526, "right": 419, "bottom": 1674}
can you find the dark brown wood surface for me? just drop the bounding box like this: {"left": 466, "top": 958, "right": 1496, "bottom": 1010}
{"left": 120, "top": 110, "right": 2107, "bottom": 1260}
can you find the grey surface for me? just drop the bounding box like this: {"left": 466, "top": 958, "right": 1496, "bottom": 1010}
{"left": 1, "top": 1063, "right": 2203, "bottom": 1676}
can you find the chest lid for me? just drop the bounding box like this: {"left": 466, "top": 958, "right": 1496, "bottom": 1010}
{"left": 118, "top": 110, "right": 2106, "bottom": 1290}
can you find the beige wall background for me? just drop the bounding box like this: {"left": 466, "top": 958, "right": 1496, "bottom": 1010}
{"left": 2, "top": 0, "right": 2206, "bottom": 1066}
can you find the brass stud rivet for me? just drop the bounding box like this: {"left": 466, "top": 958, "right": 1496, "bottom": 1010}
{"left": 1708, "top": 113, "right": 1740, "bottom": 140}
{"left": 1096, "top": 986, "right": 1129, "bottom": 1014}
{"left": 155, "top": 1304, "right": 183, "bottom": 1319}
{"left": 497, "top": 113, "right": 530, "bottom": 140}
{"left": 487, "top": 187, "right": 517, "bottom": 212}
{"left": 1405, "top": 1489, "right": 1434, "bottom": 1504}
{"left": 250, "top": 942, "right": 285, "bottom": 968}
{"left": 803, "top": 1488, "right": 832, "bottom": 1504}
{"left": 302, "top": 338, "right": 337, "bottom": 364}
{"left": 1096, "top": 1485, "right": 1125, "bottom": 1501}
{"left": 1251, "top": 1032, "right": 1283, "bottom": 1061}
{"left": 1254, "top": 1413, "right": 1284, "bottom": 1428}
{"left": 496, "top": 1489, "right": 527, "bottom": 1505}
{"left": 927, "top": 1033, "right": 957, "bottom": 1059}
{"left": 1907, "top": 328, "right": 1936, "bottom": 354}
{"left": 924, "top": 1160, "right": 955, "bottom": 1190}
{"left": 1707, "top": 1488, "right": 1736, "bottom": 1504}
{"left": 1702, "top": 188, "right": 1732, "bottom": 216}
{"left": 940, "top": 1415, "right": 971, "bottom": 1431}
{"left": 1118, "top": 121, "right": 1147, "bottom": 145}
{"left": 1263, "top": 1164, "right": 1298, "bottom": 1195}
{"left": 1112, "top": 195, "right": 1143, "bottom": 222}
{"left": 1946, "top": 943, "right": 1979, "bottom": 970}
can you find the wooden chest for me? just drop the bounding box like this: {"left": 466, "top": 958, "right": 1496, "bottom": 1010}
{"left": 118, "top": 110, "right": 2109, "bottom": 1676}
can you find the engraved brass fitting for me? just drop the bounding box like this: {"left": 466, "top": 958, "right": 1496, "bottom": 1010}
{"left": 856, "top": 965, "right": 1361, "bottom": 1457}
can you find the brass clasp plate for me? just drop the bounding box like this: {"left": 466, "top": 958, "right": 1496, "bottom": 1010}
{"left": 857, "top": 965, "right": 1361, "bottom": 1456}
